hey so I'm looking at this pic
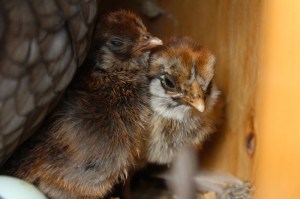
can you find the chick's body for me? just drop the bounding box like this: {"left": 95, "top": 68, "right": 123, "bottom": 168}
{"left": 1, "top": 10, "right": 162, "bottom": 199}
{"left": 146, "top": 37, "right": 222, "bottom": 164}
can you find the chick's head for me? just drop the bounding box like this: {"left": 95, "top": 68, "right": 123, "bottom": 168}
{"left": 149, "top": 37, "right": 220, "bottom": 120}
{"left": 93, "top": 10, "right": 162, "bottom": 71}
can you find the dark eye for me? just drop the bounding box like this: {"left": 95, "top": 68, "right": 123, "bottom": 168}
{"left": 110, "top": 40, "right": 124, "bottom": 47}
{"left": 161, "top": 74, "right": 176, "bottom": 91}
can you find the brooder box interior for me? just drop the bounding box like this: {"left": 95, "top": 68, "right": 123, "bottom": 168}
{"left": 101, "top": 0, "right": 300, "bottom": 198}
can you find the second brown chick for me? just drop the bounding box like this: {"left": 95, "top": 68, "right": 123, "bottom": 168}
{"left": 1, "top": 10, "right": 162, "bottom": 199}
{"left": 132, "top": 38, "right": 251, "bottom": 199}
{"left": 146, "top": 37, "right": 222, "bottom": 164}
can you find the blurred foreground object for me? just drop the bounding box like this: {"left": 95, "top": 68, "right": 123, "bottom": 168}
{"left": 0, "top": 0, "right": 98, "bottom": 165}
{"left": 0, "top": 175, "right": 46, "bottom": 199}
{"left": 170, "top": 147, "right": 252, "bottom": 199}
{"left": 132, "top": 147, "right": 252, "bottom": 199}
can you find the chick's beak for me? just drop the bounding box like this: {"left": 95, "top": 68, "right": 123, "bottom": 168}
{"left": 139, "top": 36, "right": 163, "bottom": 52}
{"left": 181, "top": 80, "right": 205, "bottom": 112}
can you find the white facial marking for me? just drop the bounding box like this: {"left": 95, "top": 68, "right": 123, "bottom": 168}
{"left": 149, "top": 79, "right": 191, "bottom": 121}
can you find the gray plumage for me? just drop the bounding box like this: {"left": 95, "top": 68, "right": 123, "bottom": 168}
{"left": 0, "top": 0, "right": 98, "bottom": 165}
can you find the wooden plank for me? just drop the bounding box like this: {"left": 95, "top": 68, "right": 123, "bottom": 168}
{"left": 255, "top": 0, "right": 300, "bottom": 198}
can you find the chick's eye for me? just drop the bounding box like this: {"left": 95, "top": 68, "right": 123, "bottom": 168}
{"left": 110, "top": 40, "right": 124, "bottom": 47}
{"left": 161, "top": 74, "right": 176, "bottom": 91}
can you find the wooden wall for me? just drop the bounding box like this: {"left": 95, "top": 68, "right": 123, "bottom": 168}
{"left": 255, "top": 0, "right": 300, "bottom": 198}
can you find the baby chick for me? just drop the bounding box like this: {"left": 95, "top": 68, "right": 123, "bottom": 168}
{"left": 132, "top": 38, "right": 251, "bottom": 199}
{"left": 1, "top": 10, "right": 162, "bottom": 199}
{"left": 146, "top": 37, "right": 222, "bottom": 164}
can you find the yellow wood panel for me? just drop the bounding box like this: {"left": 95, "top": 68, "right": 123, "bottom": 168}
{"left": 255, "top": 0, "right": 300, "bottom": 198}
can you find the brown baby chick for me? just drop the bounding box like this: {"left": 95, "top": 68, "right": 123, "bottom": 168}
{"left": 1, "top": 10, "right": 162, "bottom": 199}
{"left": 146, "top": 37, "right": 221, "bottom": 164}
{"left": 132, "top": 37, "right": 252, "bottom": 199}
